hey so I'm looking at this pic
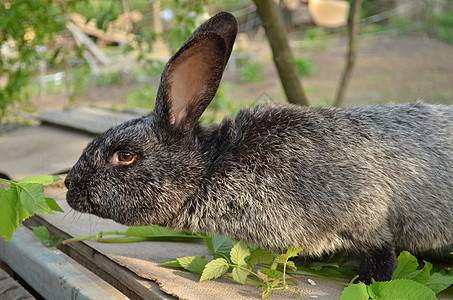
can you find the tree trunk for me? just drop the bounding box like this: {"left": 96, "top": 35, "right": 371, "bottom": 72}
{"left": 334, "top": 0, "right": 362, "bottom": 107}
{"left": 253, "top": 0, "right": 309, "bottom": 106}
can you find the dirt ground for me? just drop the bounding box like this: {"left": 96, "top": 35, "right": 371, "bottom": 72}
{"left": 30, "top": 33, "right": 453, "bottom": 113}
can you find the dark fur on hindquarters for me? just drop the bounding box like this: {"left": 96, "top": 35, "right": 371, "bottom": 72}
{"left": 65, "top": 12, "right": 453, "bottom": 284}
{"left": 356, "top": 243, "right": 397, "bottom": 284}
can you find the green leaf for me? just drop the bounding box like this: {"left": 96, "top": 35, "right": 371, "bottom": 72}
{"left": 262, "top": 288, "right": 273, "bottom": 299}
{"left": 249, "top": 248, "right": 275, "bottom": 267}
{"left": 20, "top": 175, "right": 61, "bottom": 186}
{"left": 307, "top": 262, "right": 340, "bottom": 271}
{"left": 392, "top": 251, "right": 432, "bottom": 284}
{"left": 274, "top": 246, "right": 303, "bottom": 265}
{"left": 34, "top": 196, "right": 55, "bottom": 215}
{"left": 410, "top": 261, "right": 432, "bottom": 284}
{"left": 230, "top": 240, "right": 250, "bottom": 266}
{"left": 286, "top": 245, "right": 304, "bottom": 258}
{"left": 125, "top": 225, "right": 176, "bottom": 236}
{"left": 17, "top": 182, "right": 45, "bottom": 214}
{"left": 124, "top": 226, "right": 201, "bottom": 240}
{"left": 206, "top": 235, "right": 234, "bottom": 260}
{"left": 199, "top": 258, "right": 229, "bottom": 282}
{"left": 45, "top": 197, "right": 64, "bottom": 213}
{"left": 367, "top": 279, "right": 436, "bottom": 300}
{"left": 0, "top": 186, "right": 19, "bottom": 241}
{"left": 50, "top": 236, "right": 65, "bottom": 248}
{"left": 392, "top": 251, "right": 419, "bottom": 280}
{"left": 425, "top": 272, "right": 453, "bottom": 294}
{"left": 260, "top": 267, "right": 283, "bottom": 279}
{"left": 270, "top": 279, "right": 283, "bottom": 288}
{"left": 161, "top": 259, "right": 183, "bottom": 269}
{"left": 275, "top": 253, "right": 290, "bottom": 264}
{"left": 31, "top": 226, "right": 50, "bottom": 244}
{"left": 286, "top": 261, "right": 297, "bottom": 271}
{"left": 300, "top": 263, "right": 358, "bottom": 279}
{"left": 17, "top": 194, "right": 32, "bottom": 223}
{"left": 232, "top": 266, "right": 249, "bottom": 284}
{"left": 340, "top": 282, "right": 369, "bottom": 300}
{"left": 176, "top": 256, "right": 207, "bottom": 275}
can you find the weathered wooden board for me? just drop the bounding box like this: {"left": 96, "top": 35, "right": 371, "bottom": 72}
{"left": 0, "top": 226, "right": 127, "bottom": 300}
{"left": 0, "top": 124, "right": 92, "bottom": 180}
{"left": 0, "top": 267, "right": 36, "bottom": 300}
{"left": 39, "top": 106, "right": 144, "bottom": 135}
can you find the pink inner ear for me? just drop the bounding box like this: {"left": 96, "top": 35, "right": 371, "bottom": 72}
{"left": 166, "top": 40, "right": 222, "bottom": 126}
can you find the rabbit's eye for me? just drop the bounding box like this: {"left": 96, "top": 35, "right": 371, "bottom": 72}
{"left": 113, "top": 151, "right": 136, "bottom": 165}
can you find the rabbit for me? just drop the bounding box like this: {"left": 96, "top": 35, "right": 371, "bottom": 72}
{"left": 65, "top": 11, "right": 453, "bottom": 284}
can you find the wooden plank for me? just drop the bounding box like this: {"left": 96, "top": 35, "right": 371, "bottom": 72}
{"left": 0, "top": 124, "right": 93, "bottom": 180}
{"left": 0, "top": 226, "right": 127, "bottom": 300}
{"left": 0, "top": 267, "right": 36, "bottom": 300}
{"left": 23, "top": 217, "right": 174, "bottom": 300}
{"left": 39, "top": 107, "right": 145, "bottom": 135}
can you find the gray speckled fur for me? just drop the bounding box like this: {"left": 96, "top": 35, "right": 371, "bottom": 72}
{"left": 65, "top": 12, "right": 453, "bottom": 283}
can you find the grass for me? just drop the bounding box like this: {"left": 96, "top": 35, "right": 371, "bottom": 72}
{"left": 238, "top": 62, "right": 262, "bottom": 83}
{"left": 295, "top": 57, "right": 315, "bottom": 77}
{"left": 126, "top": 85, "right": 157, "bottom": 110}
{"left": 429, "top": 11, "right": 453, "bottom": 43}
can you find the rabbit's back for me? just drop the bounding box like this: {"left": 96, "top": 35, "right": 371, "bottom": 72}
{"left": 211, "top": 101, "right": 453, "bottom": 257}
{"left": 348, "top": 102, "right": 453, "bottom": 256}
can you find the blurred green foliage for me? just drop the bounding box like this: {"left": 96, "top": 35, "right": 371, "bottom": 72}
{"left": 239, "top": 62, "right": 262, "bottom": 83}
{"left": 126, "top": 85, "right": 157, "bottom": 110}
{"left": 430, "top": 11, "right": 453, "bottom": 43}
{"left": 294, "top": 57, "right": 314, "bottom": 77}
{"left": 0, "top": 0, "right": 83, "bottom": 122}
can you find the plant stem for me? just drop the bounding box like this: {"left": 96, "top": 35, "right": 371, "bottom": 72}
{"left": 283, "top": 259, "right": 287, "bottom": 289}
{"left": 63, "top": 231, "right": 140, "bottom": 244}
{"left": 246, "top": 276, "right": 267, "bottom": 287}
{"left": 63, "top": 233, "right": 99, "bottom": 244}
{"left": 287, "top": 269, "right": 350, "bottom": 286}
{"left": 63, "top": 230, "right": 204, "bottom": 245}
{"left": 0, "top": 178, "right": 13, "bottom": 185}
{"left": 96, "top": 237, "right": 151, "bottom": 243}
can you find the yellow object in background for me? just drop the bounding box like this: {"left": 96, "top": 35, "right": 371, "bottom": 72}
{"left": 308, "top": 0, "right": 350, "bottom": 28}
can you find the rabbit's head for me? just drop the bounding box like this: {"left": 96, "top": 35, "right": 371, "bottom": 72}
{"left": 65, "top": 12, "right": 238, "bottom": 226}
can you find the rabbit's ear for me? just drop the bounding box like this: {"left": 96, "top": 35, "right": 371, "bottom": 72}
{"left": 153, "top": 12, "right": 237, "bottom": 128}
{"left": 187, "top": 12, "right": 237, "bottom": 67}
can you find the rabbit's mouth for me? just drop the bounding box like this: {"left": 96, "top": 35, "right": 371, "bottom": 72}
{"left": 66, "top": 186, "right": 96, "bottom": 214}
{"left": 67, "top": 189, "right": 142, "bottom": 226}
{"left": 66, "top": 184, "right": 144, "bottom": 226}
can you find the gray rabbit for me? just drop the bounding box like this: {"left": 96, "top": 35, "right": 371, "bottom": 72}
{"left": 65, "top": 12, "right": 453, "bottom": 284}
